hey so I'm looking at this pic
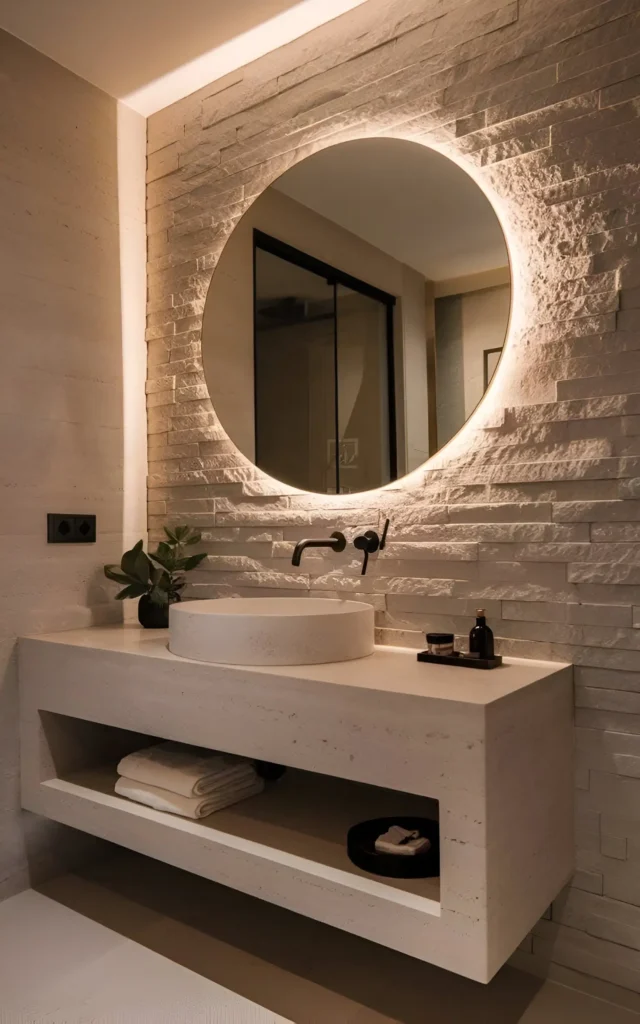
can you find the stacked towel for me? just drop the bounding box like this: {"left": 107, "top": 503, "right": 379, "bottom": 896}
{"left": 115, "top": 742, "right": 264, "bottom": 819}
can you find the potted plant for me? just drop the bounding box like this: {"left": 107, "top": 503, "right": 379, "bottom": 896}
{"left": 104, "top": 525, "right": 208, "bottom": 628}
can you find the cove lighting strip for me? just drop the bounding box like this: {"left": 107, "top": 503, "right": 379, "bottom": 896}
{"left": 123, "top": 0, "right": 370, "bottom": 116}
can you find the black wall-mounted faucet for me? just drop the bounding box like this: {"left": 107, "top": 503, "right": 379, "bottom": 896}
{"left": 353, "top": 518, "right": 390, "bottom": 575}
{"left": 291, "top": 531, "right": 347, "bottom": 567}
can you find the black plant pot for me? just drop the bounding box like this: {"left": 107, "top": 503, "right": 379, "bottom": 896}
{"left": 138, "top": 593, "right": 180, "bottom": 629}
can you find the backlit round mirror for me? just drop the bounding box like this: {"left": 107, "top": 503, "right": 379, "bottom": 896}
{"left": 202, "top": 138, "right": 511, "bottom": 494}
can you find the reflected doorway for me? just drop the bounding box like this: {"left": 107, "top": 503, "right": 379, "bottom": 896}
{"left": 254, "top": 231, "right": 396, "bottom": 493}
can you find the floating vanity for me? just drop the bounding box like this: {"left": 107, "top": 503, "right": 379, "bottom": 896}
{"left": 19, "top": 626, "right": 573, "bottom": 983}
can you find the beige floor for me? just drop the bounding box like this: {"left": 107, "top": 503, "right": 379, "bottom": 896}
{"left": 1, "top": 851, "right": 638, "bottom": 1024}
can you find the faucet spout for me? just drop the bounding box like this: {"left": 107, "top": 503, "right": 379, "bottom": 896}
{"left": 291, "top": 531, "right": 346, "bottom": 567}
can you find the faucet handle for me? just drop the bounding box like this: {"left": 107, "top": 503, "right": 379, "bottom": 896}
{"left": 380, "top": 518, "right": 390, "bottom": 550}
{"left": 353, "top": 530, "right": 380, "bottom": 576}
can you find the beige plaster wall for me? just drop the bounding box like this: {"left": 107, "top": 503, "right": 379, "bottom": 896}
{"left": 0, "top": 29, "right": 125, "bottom": 899}
{"left": 146, "top": 0, "right": 640, "bottom": 1006}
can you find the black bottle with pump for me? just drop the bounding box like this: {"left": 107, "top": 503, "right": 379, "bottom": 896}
{"left": 469, "top": 608, "right": 494, "bottom": 659}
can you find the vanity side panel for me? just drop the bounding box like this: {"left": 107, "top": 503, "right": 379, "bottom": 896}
{"left": 484, "top": 666, "right": 574, "bottom": 979}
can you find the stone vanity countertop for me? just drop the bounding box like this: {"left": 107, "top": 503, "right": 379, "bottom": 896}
{"left": 24, "top": 625, "right": 570, "bottom": 706}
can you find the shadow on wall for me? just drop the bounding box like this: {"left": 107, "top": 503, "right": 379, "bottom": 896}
{"left": 40, "top": 851, "right": 550, "bottom": 1024}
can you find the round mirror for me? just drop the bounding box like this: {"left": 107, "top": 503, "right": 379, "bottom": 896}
{"left": 202, "top": 138, "right": 511, "bottom": 495}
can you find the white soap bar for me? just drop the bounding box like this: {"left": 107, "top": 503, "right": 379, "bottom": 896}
{"left": 374, "top": 825, "right": 431, "bottom": 857}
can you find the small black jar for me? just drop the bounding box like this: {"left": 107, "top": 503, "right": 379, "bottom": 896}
{"left": 425, "top": 632, "right": 455, "bottom": 656}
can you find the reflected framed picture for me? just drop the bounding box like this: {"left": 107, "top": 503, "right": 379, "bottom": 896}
{"left": 483, "top": 347, "right": 503, "bottom": 392}
{"left": 327, "top": 438, "right": 359, "bottom": 469}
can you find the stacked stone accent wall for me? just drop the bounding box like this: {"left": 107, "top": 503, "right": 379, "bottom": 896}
{"left": 147, "top": 0, "right": 640, "bottom": 1004}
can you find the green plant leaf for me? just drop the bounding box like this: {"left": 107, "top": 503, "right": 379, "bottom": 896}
{"left": 175, "top": 525, "right": 190, "bottom": 541}
{"left": 150, "top": 565, "right": 165, "bottom": 586}
{"left": 104, "top": 565, "right": 135, "bottom": 585}
{"left": 163, "top": 526, "right": 178, "bottom": 544}
{"left": 133, "top": 549, "right": 151, "bottom": 584}
{"left": 185, "top": 530, "right": 202, "bottom": 545}
{"left": 150, "top": 547, "right": 175, "bottom": 571}
{"left": 121, "top": 539, "right": 144, "bottom": 577}
{"left": 116, "top": 582, "right": 149, "bottom": 600}
{"left": 153, "top": 571, "right": 172, "bottom": 591}
{"left": 182, "top": 552, "right": 208, "bottom": 571}
{"left": 149, "top": 587, "right": 169, "bottom": 606}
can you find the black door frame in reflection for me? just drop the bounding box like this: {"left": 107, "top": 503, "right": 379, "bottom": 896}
{"left": 253, "top": 229, "right": 397, "bottom": 494}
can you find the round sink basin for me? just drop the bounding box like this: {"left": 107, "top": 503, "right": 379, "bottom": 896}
{"left": 169, "top": 597, "right": 375, "bottom": 666}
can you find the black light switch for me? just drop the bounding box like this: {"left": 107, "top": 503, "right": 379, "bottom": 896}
{"left": 47, "top": 513, "right": 97, "bottom": 544}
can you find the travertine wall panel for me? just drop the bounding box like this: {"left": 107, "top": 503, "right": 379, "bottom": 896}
{"left": 0, "top": 30, "right": 123, "bottom": 899}
{"left": 147, "top": 0, "right": 640, "bottom": 1004}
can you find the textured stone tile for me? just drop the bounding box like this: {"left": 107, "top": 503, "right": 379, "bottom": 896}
{"left": 612, "top": 755, "right": 640, "bottom": 780}
{"left": 532, "top": 917, "right": 640, "bottom": 991}
{"left": 479, "top": 541, "right": 593, "bottom": 561}
{"left": 572, "top": 869, "right": 605, "bottom": 895}
{"left": 592, "top": 524, "right": 640, "bottom": 542}
{"left": 573, "top": 646, "right": 640, "bottom": 672}
{"left": 383, "top": 541, "right": 479, "bottom": 561}
{"left": 447, "top": 501, "right": 553, "bottom": 522}
{"left": 399, "top": 522, "right": 589, "bottom": 542}
{"left": 576, "top": 667, "right": 640, "bottom": 693}
{"left": 602, "top": 73, "right": 640, "bottom": 106}
{"left": 570, "top": 563, "right": 640, "bottom": 584}
{"left": 558, "top": 372, "right": 640, "bottom": 401}
{"left": 553, "top": 888, "right": 640, "bottom": 950}
{"left": 555, "top": 500, "right": 640, "bottom": 522}
{"left": 505, "top": 601, "right": 633, "bottom": 627}
{"left": 577, "top": 687, "right": 640, "bottom": 713}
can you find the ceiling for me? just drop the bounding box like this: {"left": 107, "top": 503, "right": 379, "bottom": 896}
{"left": 0, "top": 0, "right": 367, "bottom": 114}
{"left": 274, "top": 138, "right": 509, "bottom": 281}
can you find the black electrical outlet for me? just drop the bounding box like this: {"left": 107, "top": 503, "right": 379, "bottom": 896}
{"left": 47, "top": 513, "right": 97, "bottom": 544}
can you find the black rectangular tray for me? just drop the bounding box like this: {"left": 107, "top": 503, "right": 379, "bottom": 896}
{"left": 417, "top": 651, "right": 503, "bottom": 670}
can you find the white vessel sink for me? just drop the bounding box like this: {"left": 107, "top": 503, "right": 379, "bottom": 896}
{"left": 169, "top": 597, "right": 375, "bottom": 666}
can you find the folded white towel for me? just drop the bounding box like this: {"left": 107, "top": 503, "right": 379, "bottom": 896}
{"left": 115, "top": 774, "right": 265, "bottom": 819}
{"left": 117, "top": 742, "right": 256, "bottom": 798}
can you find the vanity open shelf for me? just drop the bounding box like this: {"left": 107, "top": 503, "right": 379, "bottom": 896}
{"left": 19, "top": 626, "right": 573, "bottom": 983}
{"left": 43, "top": 752, "right": 441, "bottom": 907}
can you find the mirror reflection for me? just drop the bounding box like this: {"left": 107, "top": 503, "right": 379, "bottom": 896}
{"left": 202, "top": 138, "right": 511, "bottom": 494}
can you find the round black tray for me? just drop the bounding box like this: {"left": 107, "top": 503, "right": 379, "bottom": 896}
{"left": 347, "top": 816, "right": 440, "bottom": 879}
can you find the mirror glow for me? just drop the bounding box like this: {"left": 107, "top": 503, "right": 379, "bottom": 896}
{"left": 202, "top": 138, "right": 511, "bottom": 495}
